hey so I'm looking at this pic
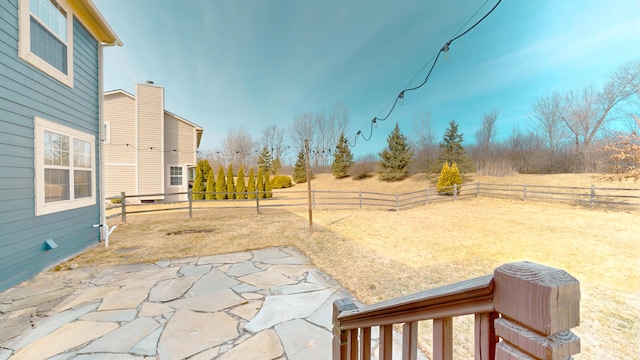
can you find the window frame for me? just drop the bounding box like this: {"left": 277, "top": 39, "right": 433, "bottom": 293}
{"left": 34, "top": 117, "right": 96, "bottom": 216}
{"left": 18, "top": 0, "right": 74, "bottom": 87}
{"left": 168, "top": 165, "right": 184, "bottom": 187}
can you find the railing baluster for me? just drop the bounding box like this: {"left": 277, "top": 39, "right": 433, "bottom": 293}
{"left": 347, "top": 328, "right": 358, "bottom": 359}
{"left": 402, "top": 321, "right": 418, "bottom": 360}
{"left": 474, "top": 312, "right": 497, "bottom": 360}
{"left": 359, "top": 327, "right": 371, "bottom": 360}
{"left": 433, "top": 317, "right": 453, "bottom": 360}
{"left": 379, "top": 325, "right": 393, "bottom": 360}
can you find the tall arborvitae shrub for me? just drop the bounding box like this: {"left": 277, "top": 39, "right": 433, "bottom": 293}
{"left": 205, "top": 170, "right": 215, "bottom": 200}
{"left": 257, "top": 168, "right": 265, "bottom": 198}
{"left": 377, "top": 123, "right": 413, "bottom": 181}
{"left": 236, "top": 166, "right": 246, "bottom": 199}
{"left": 216, "top": 166, "right": 226, "bottom": 200}
{"left": 332, "top": 132, "right": 354, "bottom": 178}
{"left": 437, "top": 162, "right": 463, "bottom": 195}
{"left": 192, "top": 166, "right": 205, "bottom": 200}
{"left": 293, "top": 149, "right": 309, "bottom": 183}
{"left": 264, "top": 172, "right": 273, "bottom": 198}
{"left": 227, "top": 164, "right": 235, "bottom": 199}
{"left": 247, "top": 168, "right": 256, "bottom": 199}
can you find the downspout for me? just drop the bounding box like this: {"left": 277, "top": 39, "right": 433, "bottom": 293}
{"left": 97, "top": 41, "right": 119, "bottom": 246}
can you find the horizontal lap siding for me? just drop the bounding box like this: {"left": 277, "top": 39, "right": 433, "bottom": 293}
{"left": 137, "top": 84, "right": 164, "bottom": 198}
{"left": 104, "top": 93, "right": 136, "bottom": 197}
{"left": 0, "top": 1, "right": 101, "bottom": 291}
{"left": 164, "top": 114, "right": 198, "bottom": 200}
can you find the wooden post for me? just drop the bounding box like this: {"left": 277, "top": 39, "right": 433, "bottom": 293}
{"left": 188, "top": 188, "right": 192, "bottom": 218}
{"left": 476, "top": 183, "right": 480, "bottom": 197}
{"left": 396, "top": 193, "right": 399, "bottom": 211}
{"left": 359, "top": 189, "right": 362, "bottom": 209}
{"left": 379, "top": 325, "right": 393, "bottom": 360}
{"left": 332, "top": 298, "right": 359, "bottom": 360}
{"left": 590, "top": 184, "right": 595, "bottom": 208}
{"left": 453, "top": 184, "right": 457, "bottom": 202}
{"left": 433, "top": 317, "right": 452, "bottom": 360}
{"left": 493, "top": 262, "right": 581, "bottom": 360}
{"left": 474, "top": 312, "right": 497, "bottom": 360}
{"left": 120, "top": 191, "right": 126, "bottom": 223}
{"left": 359, "top": 327, "right": 371, "bottom": 360}
{"left": 523, "top": 183, "right": 527, "bottom": 201}
{"left": 425, "top": 188, "right": 429, "bottom": 206}
{"left": 312, "top": 189, "right": 316, "bottom": 210}
{"left": 402, "top": 321, "right": 418, "bottom": 360}
{"left": 305, "top": 139, "right": 313, "bottom": 233}
{"left": 255, "top": 190, "right": 260, "bottom": 214}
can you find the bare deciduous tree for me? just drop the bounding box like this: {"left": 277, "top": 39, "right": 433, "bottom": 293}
{"left": 529, "top": 92, "right": 570, "bottom": 172}
{"left": 599, "top": 116, "right": 640, "bottom": 181}
{"left": 562, "top": 60, "right": 640, "bottom": 171}
{"left": 217, "top": 127, "right": 255, "bottom": 170}
{"left": 259, "top": 125, "right": 287, "bottom": 165}
{"left": 411, "top": 111, "right": 437, "bottom": 174}
{"left": 474, "top": 109, "right": 499, "bottom": 172}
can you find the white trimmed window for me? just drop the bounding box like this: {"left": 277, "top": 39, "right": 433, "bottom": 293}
{"left": 35, "top": 117, "right": 96, "bottom": 215}
{"left": 169, "top": 166, "right": 183, "bottom": 186}
{"left": 18, "top": 0, "right": 74, "bottom": 87}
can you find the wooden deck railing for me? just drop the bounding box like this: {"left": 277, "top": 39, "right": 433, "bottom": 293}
{"left": 332, "top": 261, "right": 580, "bottom": 360}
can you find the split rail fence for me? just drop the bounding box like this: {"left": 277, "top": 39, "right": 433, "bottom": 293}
{"left": 106, "top": 182, "right": 640, "bottom": 222}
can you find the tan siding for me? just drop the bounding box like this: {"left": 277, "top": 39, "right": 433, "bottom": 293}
{"left": 104, "top": 165, "right": 136, "bottom": 199}
{"left": 164, "top": 113, "right": 198, "bottom": 201}
{"left": 104, "top": 93, "right": 136, "bottom": 163}
{"left": 137, "top": 84, "right": 164, "bottom": 198}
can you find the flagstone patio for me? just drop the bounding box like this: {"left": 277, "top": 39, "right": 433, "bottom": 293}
{"left": 0, "top": 246, "right": 426, "bottom": 359}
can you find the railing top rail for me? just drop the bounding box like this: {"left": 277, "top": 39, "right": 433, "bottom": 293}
{"left": 337, "top": 274, "right": 493, "bottom": 326}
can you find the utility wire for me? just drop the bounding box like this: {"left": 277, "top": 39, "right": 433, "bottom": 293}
{"left": 348, "top": 0, "right": 502, "bottom": 147}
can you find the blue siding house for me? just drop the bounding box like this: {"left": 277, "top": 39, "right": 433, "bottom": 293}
{"left": 0, "top": 0, "right": 121, "bottom": 291}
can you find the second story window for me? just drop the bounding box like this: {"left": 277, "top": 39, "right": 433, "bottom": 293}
{"left": 19, "top": 0, "right": 74, "bottom": 87}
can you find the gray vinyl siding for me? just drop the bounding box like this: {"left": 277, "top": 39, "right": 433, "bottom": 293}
{"left": 0, "top": 1, "right": 101, "bottom": 291}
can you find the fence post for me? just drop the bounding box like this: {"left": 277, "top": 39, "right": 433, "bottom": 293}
{"left": 523, "top": 183, "right": 527, "bottom": 201}
{"left": 396, "top": 193, "right": 399, "bottom": 211}
{"left": 332, "top": 298, "right": 359, "bottom": 360}
{"left": 255, "top": 190, "right": 260, "bottom": 214}
{"left": 476, "top": 182, "right": 480, "bottom": 197}
{"left": 312, "top": 189, "right": 316, "bottom": 210}
{"left": 453, "top": 184, "right": 457, "bottom": 202}
{"left": 359, "top": 189, "right": 362, "bottom": 209}
{"left": 590, "top": 184, "right": 595, "bottom": 208}
{"left": 120, "top": 191, "right": 126, "bottom": 223}
{"left": 188, "top": 189, "right": 192, "bottom": 218}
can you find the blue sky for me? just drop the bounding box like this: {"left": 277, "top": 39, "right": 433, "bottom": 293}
{"left": 95, "top": 0, "right": 640, "bottom": 160}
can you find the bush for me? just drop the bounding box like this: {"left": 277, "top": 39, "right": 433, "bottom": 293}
{"left": 436, "top": 162, "right": 463, "bottom": 195}
{"left": 216, "top": 167, "right": 226, "bottom": 200}
{"left": 264, "top": 172, "right": 273, "bottom": 198}
{"left": 205, "top": 170, "right": 215, "bottom": 200}
{"left": 270, "top": 175, "right": 293, "bottom": 189}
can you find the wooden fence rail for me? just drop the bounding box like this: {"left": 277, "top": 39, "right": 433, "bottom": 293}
{"left": 333, "top": 261, "right": 581, "bottom": 360}
{"left": 105, "top": 182, "right": 639, "bottom": 222}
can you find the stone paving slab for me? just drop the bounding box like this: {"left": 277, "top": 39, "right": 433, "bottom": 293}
{"left": 0, "top": 246, "right": 426, "bottom": 359}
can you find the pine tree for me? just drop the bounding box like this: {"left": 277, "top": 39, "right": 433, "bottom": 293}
{"left": 205, "top": 170, "right": 215, "bottom": 200}
{"left": 236, "top": 165, "right": 246, "bottom": 199}
{"left": 272, "top": 157, "right": 282, "bottom": 175}
{"left": 377, "top": 123, "right": 413, "bottom": 181}
{"left": 257, "top": 168, "right": 265, "bottom": 198}
{"left": 227, "top": 164, "right": 235, "bottom": 200}
{"left": 192, "top": 165, "right": 205, "bottom": 200}
{"left": 293, "top": 149, "right": 310, "bottom": 183}
{"left": 247, "top": 168, "right": 256, "bottom": 199}
{"left": 257, "top": 147, "right": 273, "bottom": 175}
{"left": 332, "top": 132, "right": 354, "bottom": 178}
{"left": 264, "top": 171, "right": 273, "bottom": 198}
{"left": 434, "top": 120, "right": 475, "bottom": 173}
{"left": 215, "top": 166, "right": 226, "bottom": 200}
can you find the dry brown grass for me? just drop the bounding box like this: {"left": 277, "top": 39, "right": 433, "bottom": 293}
{"left": 62, "top": 173, "right": 639, "bottom": 359}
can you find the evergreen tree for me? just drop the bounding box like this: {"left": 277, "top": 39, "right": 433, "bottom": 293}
{"left": 264, "top": 171, "right": 273, "bottom": 198}
{"left": 247, "top": 168, "right": 256, "bottom": 199}
{"left": 205, "top": 170, "right": 215, "bottom": 200}
{"left": 196, "top": 159, "right": 212, "bottom": 181}
{"left": 257, "top": 147, "right": 273, "bottom": 175}
{"left": 192, "top": 165, "right": 205, "bottom": 200}
{"left": 435, "top": 120, "right": 475, "bottom": 173}
{"left": 227, "top": 164, "right": 235, "bottom": 199}
{"left": 332, "top": 132, "right": 354, "bottom": 178}
{"left": 293, "top": 149, "right": 310, "bottom": 183}
{"left": 377, "top": 123, "right": 413, "bottom": 181}
{"left": 256, "top": 168, "right": 265, "bottom": 198}
{"left": 272, "top": 157, "right": 282, "bottom": 175}
{"left": 437, "top": 162, "right": 463, "bottom": 194}
{"left": 236, "top": 165, "right": 246, "bottom": 199}
{"left": 216, "top": 166, "right": 226, "bottom": 200}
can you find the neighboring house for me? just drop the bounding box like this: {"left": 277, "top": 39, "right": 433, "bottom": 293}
{"left": 104, "top": 83, "right": 203, "bottom": 203}
{"left": 0, "top": 0, "right": 120, "bottom": 291}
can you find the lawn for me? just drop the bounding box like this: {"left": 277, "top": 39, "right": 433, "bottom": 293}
{"left": 61, "top": 173, "right": 640, "bottom": 359}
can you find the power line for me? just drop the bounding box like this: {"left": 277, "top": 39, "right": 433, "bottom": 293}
{"left": 347, "top": 0, "right": 502, "bottom": 147}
